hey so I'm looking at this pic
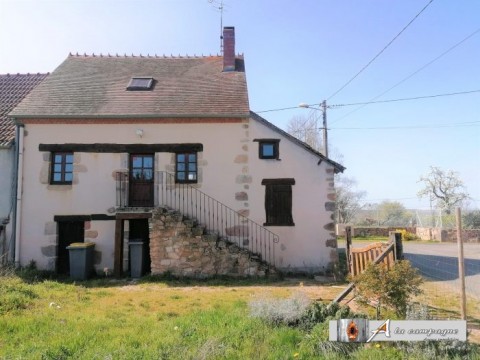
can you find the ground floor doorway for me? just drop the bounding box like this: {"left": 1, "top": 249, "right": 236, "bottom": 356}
{"left": 57, "top": 220, "right": 85, "bottom": 274}
{"left": 114, "top": 213, "right": 152, "bottom": 277}
{"left": 128, "top": 218, "right": 151, "bottom": 275}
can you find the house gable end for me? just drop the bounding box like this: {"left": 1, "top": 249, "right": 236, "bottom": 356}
{"left": 250, "top": 111, "right": 345, "bottom": 173}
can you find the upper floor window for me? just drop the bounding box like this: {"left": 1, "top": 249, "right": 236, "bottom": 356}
{"left": 51, "top": 152, "right": 73, "bottom": 184}
{"left": 255, "top": 139, "right": 280, "bottom": 160}
{"left": 176, "top": 153, "right": 197, "bottom": 183}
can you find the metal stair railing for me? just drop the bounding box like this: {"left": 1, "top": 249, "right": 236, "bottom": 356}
{"left": 116, "top": 171, "right": 279, "bottom": 266}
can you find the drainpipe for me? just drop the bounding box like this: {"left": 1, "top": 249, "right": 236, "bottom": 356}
{"left": 14, "top": 123, "right": 24, "bottom": 266}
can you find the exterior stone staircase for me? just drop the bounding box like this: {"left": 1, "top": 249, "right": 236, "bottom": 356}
{"left": 148, "top": 207, "right": 276, "bottom": 277}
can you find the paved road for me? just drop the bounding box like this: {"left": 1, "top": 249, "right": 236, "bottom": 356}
{"left": 338, "top": 241, "right": 480, "bottom": 299}
{"left": 403, "top": 242, "right": 480, "bottom": 299}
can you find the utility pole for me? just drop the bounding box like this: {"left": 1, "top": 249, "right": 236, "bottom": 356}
{"left": 298, "top": 100, "right": 328, "bottom": 157}
{"left": 456, "top": 207, "right": 467, "bottom": 320}
{"left": 321, "top": 100, "right": 328, "bottom": 158}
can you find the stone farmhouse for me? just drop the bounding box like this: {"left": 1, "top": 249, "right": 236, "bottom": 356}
{"left": 9, "top": 27, "right": 344, "bottom": 277}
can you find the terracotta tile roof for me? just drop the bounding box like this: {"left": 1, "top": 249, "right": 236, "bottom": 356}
{"left": 11, "top": 54, "right": 249, "bottom": 119}
{"left": 0, "top": 73, "right": 48, "bottom": 147}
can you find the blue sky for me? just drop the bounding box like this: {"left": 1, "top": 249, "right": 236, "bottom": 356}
{"left": 1, "top": 0, "right": 479, "bottom": 210}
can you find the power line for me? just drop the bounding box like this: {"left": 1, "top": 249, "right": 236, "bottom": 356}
{"left": 331, "top": 89, "right": 480, "bottom": 108}
{"left": 296, "top": 119, "right": 480, "bottom": 133}
{"left": 254, "top": 88, "right": 480, "bottom": 114}
{"left": 330, "top": 26, "right": 480, "bottom": 125}
{"left": 255, "top": 105, "right": 300, "bottom": 114}
{"left": 327, "top": 0, "right": 435, "bottom": 101}
{"left": 332, "top": 120, "right": 480, "bottom": 130}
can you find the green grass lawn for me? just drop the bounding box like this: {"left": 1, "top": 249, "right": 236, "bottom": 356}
{"left": 0, "top": 273, "right": 345, "bottom": 359}
{"left": 1, "top": 269, "right": 478, "bottom": 359}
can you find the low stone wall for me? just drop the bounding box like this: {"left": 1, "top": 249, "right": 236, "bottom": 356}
{"left": 351, "top": 227, "right": 415, "bottom": 237}
{"left": 337, "top": 225, "right": 480, "bottom": 243}
{"left": 414, "top": 227, "right": 480, "bottom": 242}
{"left": 441, "top": 229, "right": 480, "bottom": 243}
{"left": 416, "top": 227, "right": 443, "bottom": 241}
{"left": 149, "top": 208, "right": 270, "bottom": 277}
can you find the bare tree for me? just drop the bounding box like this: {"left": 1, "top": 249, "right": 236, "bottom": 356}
{"left": 418, "top": 166, "right": 469, "bottom": 214}
{"left": 286, "top": 113, "right": 322, "bottom": 151}
{"left": 335, "top": 176, "right": 366, "bottom": 224}
{"left": 286, "top": 114, "right": 366, "bottom": 224}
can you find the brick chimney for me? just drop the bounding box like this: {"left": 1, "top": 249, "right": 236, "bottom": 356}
{"left": 223, "top": 26, "right": 235, "bottom": 72}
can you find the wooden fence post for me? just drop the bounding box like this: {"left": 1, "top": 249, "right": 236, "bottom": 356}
{"left": 345, "top": 226, "right": 352, "bottom": 274}
{"left": 456, "top": 207, "right": 467, "bottom": 320}
{"left": 389, "top": 231, "right": 403, "bottom": 260}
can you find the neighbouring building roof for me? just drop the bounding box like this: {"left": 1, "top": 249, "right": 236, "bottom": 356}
{"left": 0, "top": 73, "right": 48, "bottom": 147}
{"left": 10, "top": 54, "right": 249, "bottom": 119}
{"left": 250, "top": 111, "right": 346, "bottom": 173}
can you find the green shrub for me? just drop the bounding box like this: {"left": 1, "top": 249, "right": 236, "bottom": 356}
{"left": 350, "top": 260, "right": 423, "bottom": 318}
{"left": 395, "top": 229, "right": 419, "bottom": 241}
{"left": 298, "top": 301, "right": 366, "bottom": 331}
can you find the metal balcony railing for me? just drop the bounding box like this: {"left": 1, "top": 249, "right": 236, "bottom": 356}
{"left": 116, "top": 171, "right": 279, "bottom": 266}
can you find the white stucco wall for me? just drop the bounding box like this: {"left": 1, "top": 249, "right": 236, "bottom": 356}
{"left": 247, "top": 120, "right": 337, "bottom": 271}
{"left": 87, "top": 220, "right": 115, "bottom": 272}
{"left": 19, "top": 118, "right": 337, "bottom": 273}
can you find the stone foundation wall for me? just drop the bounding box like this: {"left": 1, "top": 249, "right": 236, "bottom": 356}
{"left": 149, "top": 208, "right": 271, "bottom": 277}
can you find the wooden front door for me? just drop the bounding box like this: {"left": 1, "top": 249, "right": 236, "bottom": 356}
{"left": 57, "top": 221, "right": 85, "bottom": 274}
{"left": 129, "top": 154, "right": 154, "bottom": 207}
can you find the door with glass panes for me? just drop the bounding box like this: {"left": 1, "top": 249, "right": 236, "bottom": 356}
{"left": 129, "top": 154, "right": 154, "bottom": 206}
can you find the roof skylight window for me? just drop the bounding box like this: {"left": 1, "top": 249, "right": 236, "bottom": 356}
{"left": 127, "top": 77, "right": 154, "bottom": 91}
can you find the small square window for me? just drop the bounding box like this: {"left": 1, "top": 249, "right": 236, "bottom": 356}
{"left": 127, "top": 77, "right": 154, "bottom": 91}
{"left": 176, "top": 152, "right": 197, "bottom": 183}
{"left": 256, "top": 139, "right": 280, "bottom": 159}
{"left": 51, "top": 152, "right": 74, "bottom": 185}
{"left": 261, "top": 144, "right": 275, "bottom": 157}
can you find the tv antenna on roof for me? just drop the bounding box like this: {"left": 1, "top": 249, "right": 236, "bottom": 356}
{"left": 208, "top": 0, "right": 226, "bottom": 54}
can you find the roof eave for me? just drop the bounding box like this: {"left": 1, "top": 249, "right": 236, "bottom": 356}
{"left": 9, "top": 113, "right": 251, "bottom": 120}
